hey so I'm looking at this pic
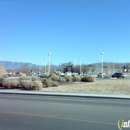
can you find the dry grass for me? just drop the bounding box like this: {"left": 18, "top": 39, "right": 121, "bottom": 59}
{"left": 42, "top": 79, "right": 130, "bottom": 95}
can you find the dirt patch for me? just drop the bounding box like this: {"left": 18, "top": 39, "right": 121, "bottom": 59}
{"left": 42, "top": 79, "right": 130, "bottom": 95}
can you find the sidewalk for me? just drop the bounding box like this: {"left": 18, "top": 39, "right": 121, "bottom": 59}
{"left": 0, "top": 89, "right": 130, "bottom": 100}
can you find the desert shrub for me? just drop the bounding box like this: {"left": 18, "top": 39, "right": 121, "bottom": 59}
{"left": 2, "top": 78, "right": 11, "bottom": 88}
{"left": 2, "top": 74, "right": 8, "bottom": 78}
{"left": 20, "top": 80, "right": 42, "bottom": 90}
{"left": 10, "top": 80, "right": 21, "bottom": 88}
{"left": 82, "top": 75, "right": 96, "bottom": 82}
{"left": 73, "top": 75, "right": 81, "bottom": 82}
{"left": 20, "top": 80, "right": 32, "bottom": 89}
{"left": 44, "top": 78, "right": 52, "bottom": 87}
{"left": 64, "top": 75, "right": 73, "bottom": 82}
{"left": 31, "top": 76, "right": 39, "bottom": 81}
{"left": 51, "top": 74, "right": 60, "bottom": 81}
{"left": 31, "top": 80, "right": 43, "bottom": 90}
{"left": 20, "top": 79, "right": 32, "bottom": 89}
{"left": 58, "top": 77, "right": 66, "bottom": 83}
{"left": 2, "top": 78, "right": 20, "bottom": 88}
{"left": 19, "top": 76, "right": 32, "bottom": 81}
{"left": 52, "top": 81, "right": 59, "bottom": 87}
{"left": 0, "top": 77, "right": 5, "bottom": 86}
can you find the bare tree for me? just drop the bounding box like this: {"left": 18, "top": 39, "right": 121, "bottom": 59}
{"left": 115, "top": 64, "right": 123, "bottom": 72}
{"left": 20, "top": 65, "right": 30, "bottom": 75}
{"left": 91, "top": 65, "right": 97, "bottom": 74}
{"left": 125, "top": 63, "right": 130, "bottom": 73}
{"left": 82, "top": 65, "right": 89, "bottom": 74}
{"left": 0, "top": 64, "right": 7, "bottom": 76}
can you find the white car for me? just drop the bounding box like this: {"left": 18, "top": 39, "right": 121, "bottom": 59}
{"left": 64, "top": 72, "right": 72, "bottom": 75}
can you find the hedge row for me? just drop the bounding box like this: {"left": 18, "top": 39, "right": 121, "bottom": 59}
{"left": 49, "top": 73, "right": 96, "bottom": 82}
{"left": 1, "top": 74, "right": 96, "bottom": 90}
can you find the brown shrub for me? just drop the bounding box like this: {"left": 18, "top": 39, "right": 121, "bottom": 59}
{"left": 31, "top": 76, "right": 39, "bottom": 81}
{"left": 82, "top": 75, "right": 96, "bottom": 82}
{"left": 20, "top": 80, "right": 42, "bottom": 90}
{"left": 31, "top": 80, "right": 43, "bottom": 90}
{"left": 2, "top": 74, "right": 8, "bottom": 78}
{"left": 58, "top": 77, "right": 66, "bottom": 83}
{"left": 0, "top": 77, "right": 5, "bottom": 86}
{"left": 2, "top": 78, "right": 20, "bottom": 88}
{"left": 2, "top": 78, "right": 11, "bottom": 88}
{"left": 44, "top": 78, "right": 52, "bottom": 87}
{"left": 51, "top": 75, "right": 60, "bottom": 81}
{"left": 64, "top": 75, "right": 73, "bottom": 82}
{"left": 20, "top": 80, "right": 32, "bottom": 89}
{"left": 52, "top": 81, "right": 59, "bottom": 87}
{"left": 11, "top": 80, "right": 21, "bottom": 88}
{"left": 73, "top": 75, "right": 81, "bottom": 82}
{"left": 19, "top": 76, "right": 32, "bottom": 81}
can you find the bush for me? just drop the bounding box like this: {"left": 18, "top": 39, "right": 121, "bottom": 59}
{"left": 19, "top": 76, "right": 32, "bottom": 81}
{"left": 2, "top": 74, "right": 8, "bottom": 78}
{"left": 20, "top": 80, "right": 32, "bottom": 89}
{"left": 73, "top": 75, "right": 81, "bottom": 82}
{"left": 11, "top": 79, "right": 21, "bottom": 88}
{"left": 2, "top": 78, "right": 20, "bottom": 89}
{"left": 64, "top": 75, "right": 73, "bottom": 82}
{"left": 44, "top": 78, "right": 52, "bottom": 87}
{"left": 31, "top": 76, "right": 39, "bottom": 81}
{"left": 20, "top": 80, "right": 42, "bottom": 90}
{"left": 82, "top": 75, "right": 96, "bottom": 82}
{"left": 51, "top": 74, "right": 60, "bottom": 81}
{"left": 52, "top": 81, "right": 59, "bottom": 87}
{"left": 31, "top": 80, "right": 43, "bottom": 90}
{"left": 58, "top": 77, "right": 66, "bottom": 83}
{"left": 0, "top": 77, "right": 5, "bottom": 86}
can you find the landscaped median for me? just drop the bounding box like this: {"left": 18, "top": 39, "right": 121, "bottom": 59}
{"left": 0, "top": 74, "right": 130, "bottom": 95}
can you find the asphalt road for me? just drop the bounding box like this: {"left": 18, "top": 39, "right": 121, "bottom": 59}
{"left": 0, "top": 94, "right": 130, "bottom": 130}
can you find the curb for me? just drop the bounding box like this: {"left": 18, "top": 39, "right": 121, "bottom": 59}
{"left": 0, "top": 91, "right": 130, "bottom": 100}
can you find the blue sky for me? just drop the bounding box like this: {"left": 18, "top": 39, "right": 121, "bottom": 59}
{"left": 0, "top": 0, "right": 130, "bottom": 65}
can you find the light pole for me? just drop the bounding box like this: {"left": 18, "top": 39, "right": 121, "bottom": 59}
{"left": 101, "top": 52, "right": 104, "bottom": 78}
{"left": 48, "top": 52, "right": 51, "bottom": 75}
{"left": 44, "top": 58, "right": 47, "bottom": 74}
{"left": 108, "top": 66, "right": 111, "bottom": 76}
{"left": 79, "top": 58, "right": 82, "bottom": 75}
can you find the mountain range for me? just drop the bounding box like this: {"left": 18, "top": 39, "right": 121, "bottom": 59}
{"left": 0, "top": 61, "right": 57, "bottom": 70}
{"left": 0, "top": 61, "right": 128, "bottom": 70}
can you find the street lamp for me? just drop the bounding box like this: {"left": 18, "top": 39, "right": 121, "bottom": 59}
{"left": 48, "top": 52, "right": 51, "bottom": 75}
{"left": 44, "top": 58, "right": 47, "bottom": 74}
{"left": 101, "top": 52, "right": 104, "bottom": 78}
{"left": 79, "top": 58, "right": 82, "bottom": 75}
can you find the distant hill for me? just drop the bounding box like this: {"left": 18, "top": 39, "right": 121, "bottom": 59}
{"left": 0, "top": 61, "right": 128, "bottom": 70}
{"left": 0, "top": 61, "right": 57, "bottom": 70}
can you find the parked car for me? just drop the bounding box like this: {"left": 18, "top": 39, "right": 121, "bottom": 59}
{"left": 98, "top": 72, "right": 106, "bottom": 78}
{"left": 64, "top": 72, "right": 72, "bottom": 75}
{"left": 112, "top": 73, "right": 124, "bottom": 78}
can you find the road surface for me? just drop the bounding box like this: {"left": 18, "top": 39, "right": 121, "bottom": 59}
{"left": 0, "top": 94, "right": 130, "bottom": 130}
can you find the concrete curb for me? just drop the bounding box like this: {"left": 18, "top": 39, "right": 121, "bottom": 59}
{"left": 0, "top": 90, "right": 130, "bottom": 100}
